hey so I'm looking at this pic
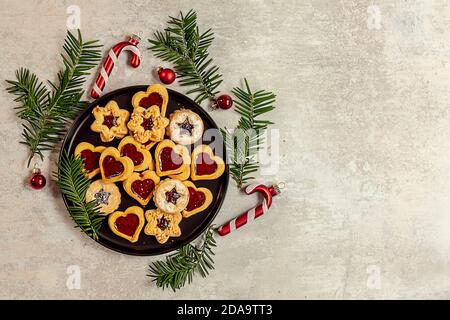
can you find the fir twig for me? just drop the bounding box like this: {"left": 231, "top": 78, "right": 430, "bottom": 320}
{"left": 54, "top": 151, "right": 104, "bottom": 240}
{"left": 6, "top": 30, "right": 102, "bottom": 166}
{"left": 222, "top": 79, "right": 276, "bottom": 188}
{"left": 148, "top": 226, "right": 217, "bottom": 291}
{"left": 148, "top": 9, "right": 222, "bottom": 105}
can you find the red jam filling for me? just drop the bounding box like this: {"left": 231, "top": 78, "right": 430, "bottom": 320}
{"left": 131, "top": 179, "right": 155, "bottom": 200}
{"left": 79, "top": 149, "right": 101, "bottom": 173}
{"left": 139, "top": 92, "right": 163, "bottom": 109}
{"left": 165, "top": 187, "right": 181, "bottom": 205}
{"left": 114, "top": 214, "right": 139, "bottom": 237}
{"left": 102, "top": 156, "right": 124, "bottom": 179}
{"left": 103, "top": 115, "right": 118, "bottom": 129}
{"left": 141, "top": 117, "right": 154, "bottom": 131}
{"left": 157, "top": 216, "right": 169, "bottom": 231}
{"left": 195, "top": 153, "right": 217, "bottom": 175}
{"left": 120, "top": 143, "right": 144, "bottom": 166}
{"left": 159, "top": 147, "right": 183, "bottom": 171}
{"left": 186, "top": 187, "right": 206, "bottom": 211}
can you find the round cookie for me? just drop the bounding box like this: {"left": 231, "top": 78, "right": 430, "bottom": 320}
{"left": 153, "top": 178, "right": 189, "bottom": 214}
{"left": 86, "top": 179, "right": 121, "bottom": 215}
{"left": 166, "top": 109, "right": 204, "bottom": 145}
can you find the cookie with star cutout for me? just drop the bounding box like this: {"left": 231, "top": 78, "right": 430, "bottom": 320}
{"left": 166, "top": 109, "right": 204, "bottom": 145}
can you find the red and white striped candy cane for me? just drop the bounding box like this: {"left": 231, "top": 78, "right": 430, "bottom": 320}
{"left": 217, "top": 182, "right": 284, "bottom": 236}
{"left": 90, "top": 35, "right": 141, "bottom": 99}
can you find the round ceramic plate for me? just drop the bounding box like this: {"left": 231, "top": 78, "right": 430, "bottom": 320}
{"left": 59, "top": 85, "right": 229, "bottom": 255}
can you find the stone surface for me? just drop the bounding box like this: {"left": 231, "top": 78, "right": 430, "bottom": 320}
{"left": 1, "top": 0, "right": 450, "bottom": 299}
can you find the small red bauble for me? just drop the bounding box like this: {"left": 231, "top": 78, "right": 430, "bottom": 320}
{"left": 157, "top": 67, "right": 176, "bottom": 85}
{"left": 216, "top": 94, "right": 233, "bottom": 110}
{"left": 29, "top": 166, "right": 46, "bottom": 190}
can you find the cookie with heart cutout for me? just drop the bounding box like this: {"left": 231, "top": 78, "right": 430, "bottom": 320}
{"left": 74, "top": 142, "right": 106, "bottom": 179}
{"left": 154, "top": 139, "right": 190, "bottom": 177}
{"left": 182, "top": 181, "right": 213, "bottom": 218}
{"left": 190, "top": 144, "right": 225, "bottom": 181}
{"left": 108, "top": 206, "right": 145, "bottom": 243}
{"left": 153, "top": 178, "right": 190, "bottom": 214}
{"left": 131, "top": 83, "right": 169, "bottom": 116}
{"left": 90, "top": 100, "right": 130, "bottom": 142}
{"left": 99, "top": 147, "right": 134, "bottom": 183}
{"left": 118, "top": 136, "right": 153, "bottom": 172}
{"left": 123, "top": 170, "right": 160, "bottom": 206}
{"left": 144, "top": 208, "right": 182, "bottom": 244}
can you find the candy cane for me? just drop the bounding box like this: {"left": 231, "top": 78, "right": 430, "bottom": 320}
{"left": 217, "top": 183, "right": 284, "bottom": 236}
{"left": 90, "top": 35, "right": 141, "bottom": 99}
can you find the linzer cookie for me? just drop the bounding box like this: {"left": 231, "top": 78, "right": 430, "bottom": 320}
{"left": 166, "top": 108, "right": 204, "bottom": 145}
{"left": 90, "top": 100, "right": 129, "bottom": 142}
{"left": 144, "top": 208, "right": 182, "bottom": 244}
{"left": 153, "top": 178, "right": 189, "bottom": 214}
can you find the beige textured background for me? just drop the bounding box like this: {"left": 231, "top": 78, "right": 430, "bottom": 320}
{"left": 1, "top": 0, "right": 449, "bottom": 299}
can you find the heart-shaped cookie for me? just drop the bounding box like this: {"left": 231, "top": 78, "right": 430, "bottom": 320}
{"left": 108, "top": 206, "right": 145, "bottom": 243}
{"left": 190, "top": 144, "right": 225, "bottom": 181}
{"left": 123, "top": 170, "right": 160, "bottom": 206}
{"left": 182, "top": 181, "right": 213, "bottom": 218}
{"left": 118, "top": 136, "right": 153, "bottom": 172}
{"left": 99, "top": 147, "right": 134, "bottom": 183}
{"left": 154, "top": 139, "right": 190, "bottom": 177}
{"left": 131, "top": 84, "right": 168, "bottom": 116}
{"left": 74, "top": 142, "right": 106, "bottom": 179}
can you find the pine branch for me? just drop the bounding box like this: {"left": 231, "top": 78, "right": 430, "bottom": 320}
{"left": 6, "top": 30, "right": 102, "bottom": 166}
{"left": 148, "top": 226, "right": 216, "bottom": 291}
{"left": 54, "top": 151, "right": 104, "bottom": 240}
{"left": 148, "top": 9, "right": 222, "bottom": 105}
{"left": 222, "top": 79, "right": 276, "bottom": 188}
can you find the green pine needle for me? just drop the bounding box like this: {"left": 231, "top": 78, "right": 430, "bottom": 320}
{"left": 54, "top": 151, "right": 104, "bottom": 240}
{"left": 148, "top": 226, "right": 217, "bottom": 291}
{"left": 148, "top": 9, "right": 222, "bottom": 105}
{"left": 6, "top": 30, "right": 102, "bottom": 166}
{"left": 222, "top": 79, "right": 276, "bottom": 188}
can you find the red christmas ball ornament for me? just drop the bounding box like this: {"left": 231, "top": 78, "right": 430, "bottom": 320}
{"left": 157, "top": 67, "right": 176, "bottom": 85}
{"left": 215, "top": 94, "right": 233, "bottom": 110}
{"left": 29, "top": 165, "right": 46, "bottom": 190}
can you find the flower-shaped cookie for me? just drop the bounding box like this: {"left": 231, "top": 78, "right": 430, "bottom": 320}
{"left": 90, "top": 100, "right": 130, "bottom": 142}
{"left": 144, "top": 208, "right": 182, "bottom": 244}
{"left": 127, "top": 105, "right": 169, "bottom": 144}
{"left": 153, "top": 178, "right": 189, "bottom": 214}
{"left": 166, "top": 109, "right": 204, "bottom": 145}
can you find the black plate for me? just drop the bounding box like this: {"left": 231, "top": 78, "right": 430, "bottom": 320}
{"left": 59, "top": 85, "right": 229, "bottom": 256}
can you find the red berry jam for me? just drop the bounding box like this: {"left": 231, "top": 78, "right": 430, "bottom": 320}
{"left": 102, "top": 156, "right": 124, "bottom": 178}
{"left": 103, "top": 115, "right": 118, "bottom": 129}
{"left": 159, "top": 147, "right": 183, "bottom": 171}
{"left": 139, "top": 93, "right": 163, "bottom": 109}
{"left": 186, "top": 187, "right": 206, "bottom": 211}
{"left": 165, "top": 187, "right": 181, "bottom": 205}
{"left": 115, "top": 214, "right": 139, "bottom": 237}
{"left": 157, "top": 216, "right": 170, "bottom": 231}
{"left": 195, "top": 153, "right": 217, "bottom": 175}
{"left": 79, "top": 149, "right": 101, "bottom": 172}
{"left": 120, "top": 143, "right": 144, "bottom": 166}
{"left": 141, "top": 117, "right": 154, "bottom": 131}
{"left": 131, "top": 179, "right": 155, "bottom": 200}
